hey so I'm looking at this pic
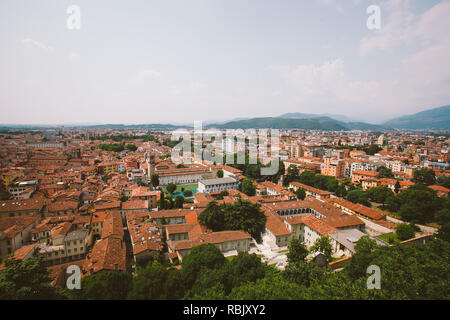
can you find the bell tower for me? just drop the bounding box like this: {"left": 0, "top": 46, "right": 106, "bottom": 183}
{"left": 144, "top": 152, "right": 155, "bottom": 182}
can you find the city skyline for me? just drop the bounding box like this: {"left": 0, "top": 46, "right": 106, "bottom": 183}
{"left": 1, "top": 0, "right": 450, "bottom": 125}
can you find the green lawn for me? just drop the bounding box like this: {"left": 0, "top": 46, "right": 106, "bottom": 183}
{"left": 162, "top": 183, "right": 197, "bottom": 195}
{"left": 372, "top": 206, "right": 402, "bottom": 219}
{"left": 377, "top": 232, "right": 397, "bottom": 243}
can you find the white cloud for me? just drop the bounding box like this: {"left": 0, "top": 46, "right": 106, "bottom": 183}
{"left": 170, "top": 81, "right": 205, "bottom": 95}
{"left": 68, "top": 52, "right": 80, "bottom": 63}
{"left": 317, "top": 0, "right": 361, "bottom": 12}
{"left": 21, "top": 38, "right": 55, "bottom": 54}
{"left": 359, "top": 0, "right": 415, "bottom": 55}
{"left": 134, "top": 69, "right": 161, "bottom": 82}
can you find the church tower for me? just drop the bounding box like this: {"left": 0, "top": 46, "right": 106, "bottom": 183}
{"left": 144, "top": 152, "right": 155, "bottom": 182}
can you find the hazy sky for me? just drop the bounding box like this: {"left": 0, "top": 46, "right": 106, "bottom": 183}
{"left": 1, "top": 0, "right": 449, "bottom": 125}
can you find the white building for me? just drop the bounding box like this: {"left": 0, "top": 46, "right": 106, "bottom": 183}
{"left": 197, "top": 177, "right": 240, "bottom": 194}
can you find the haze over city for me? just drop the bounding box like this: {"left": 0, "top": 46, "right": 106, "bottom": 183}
{"left": 1, "top": 0, "right": 450, "bottom": 125}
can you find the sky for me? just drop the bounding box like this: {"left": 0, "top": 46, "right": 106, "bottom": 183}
{"left": 0, "top": 0, "right": 449, "bottom": 125}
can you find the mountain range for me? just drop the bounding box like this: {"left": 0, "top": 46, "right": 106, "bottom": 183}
{"left": 1, "top": 105, "right": 448, "bottom": 131}
{"left": 207, "top": 105, "right": 450, "bottom": 131}
{"left": 383, "top": 105, "right": 450, "bottom": 130}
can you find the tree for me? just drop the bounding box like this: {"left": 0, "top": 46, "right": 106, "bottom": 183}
{"left": 366, "top": 186, "right": 394, "bottom": 206}
{"left": 224, "top": 253, "right": 265, "bottom": 293}
{"left": 181, "top": 244, "right": 226, "bottom": 289}
{"left": 158, "top": 192, "right": 166, "bottom": 210}
{"left": 217, "top": 190, "right": 229, "bottom": 200}
{"left": 413, "top": 168, "right": 436, "bottom": 186}
{"left": 198, "top": 201, "right": 225, "bottom": 231}
{"left": 216, "top": 169, "right": 224, "bottom": 178}
{"left": 284, "top": 260, "right": 325, "bottom": 288}
{"left": 174, "top": 195, "right": 184, "bottom": 208}
{"left": 166, "top": 183, "right": 177, "bottom": 195}
{"left": 377, "top": 166, "right": 394, "bottom": 179}
{"left": 76, "top": 271, "right": 132, "bottom": 300}
{"left": 394, "top": 180, "right": 401, "bottom": 194}
{"left": 0, "top": 257, "right": 63, "bottom": 299}
{"left": 128, "top": 261, "right": 183, "bottom": 300}
{"left": 284, "top": 164, "right": 300, "bottom": 186}
{"left": 310, "top": 236, "right": 333, "bottom": 260}
{"left": 150, "top": 174, "right": 159, "bottom": 188}
{"left": 126, "top": 144, "right": 137, "bottom": 151}
{"left": 241, "top": 178, "right": 256, "bottom": 196}
{"left": 287, "top": 238, "right": 309, "bottom": 264}
{"left": 437, "top": 176, "right": 450, "bottom": 189}
{"left": 395, "top": 224, "right": 416, "bottom": 241}
{"left": 183, "top": 190, "right": 193, "bottom": 197}
{"left": 396, "top": 185, "right": 442, "bottom": 223}
{"left": 345, "top": 236, "right": 378, "bottom": 281}
{"left": 298, "top": 170, "right": 316, "bottom": 187}
{"left": 0, "top": 183, "right": 11, "bottom": 200}
{"left": 346, "top": 189, "right": 370, "bottom": 207}
{"left": 198, "top": 199, "right": 266, "bottom": 241}
{"left": 295, "top": 188, "right": 306, "bottom": 200}
{"left": 437, "top": 223, "right": 450, "bottom": 242}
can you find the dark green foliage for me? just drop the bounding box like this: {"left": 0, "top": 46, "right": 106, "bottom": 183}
{"left": 0, "top": 183, "right": 11, "bottom": 200}
{"left": 197, "top": 199, "right": 266, "bottom": 241}
{"left": 241, "top": 178, "right": 256, "bottom": 196}
{"left": 437, "top": 176, "right": 450, "bottom": 189}
{"left": 297, "top": 170, "right": 342, "bottom": 194}
{"left": 395, "top": 184, "right": 443, "bottom": 223}
{"left": 128, "top": 261, "right": 184, "bottom": 300}
{"left": 284, "top": 164, "right": 300, "bottom": 186}
{"left": 310, "top": 236, "right": 333, "bottom": 259}
{"left": 395, "top": 224, "right": 416, "bottom": 241}
{"left": 438, "top": 223, "right": 450, "bottom": 242}
{"left": 377, "top": 166, "right": 394, "bottom": 178}
{"left": 183, "top": 190, "right": 193, "bottom": 197}
{"left": 98, "top": 143, "right": 125, "bottom": 152}
{"left": 150, "top": 173, "right": 159, "bottom": 187}
{"left": 366, "top": 186, "right": 394, "bottom": 206}
{"left": 166, "top": 183, "right": 177, "bottom": 195}
{"left": 126, "top": 144, "right": 137, "bottom": 151}
{"left": 174, "top": 195, "right": 184, "bottom": 208}
{"left": 295, "top": 188, "right": 306, "bottom": 200}
{"left": 0, "top": 257, "right": 64, "bottom": 300}
{"left": 197, "top": 202, "right": 225, "bottom": 231}
{"left": 413, "top": 168, "right": 436, "bottom": 185}
{"left": 158, "top": 192, "right": 166, "bottom": 210}
{"left": 75, "top": 271, "right": 132, "bottom": 300}
{"left": 287, "top": 238, "right": 308, "bottom": 264}
{"left": 284, "top": 261, "right": 326, "bottom": 288}
{"left": 216, "top": 169, "right": 224, "bottom": 178}
{"left": 346, "top": 189, "right": 371, "bottom": 206}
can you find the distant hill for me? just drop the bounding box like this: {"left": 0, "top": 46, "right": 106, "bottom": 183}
{"left": 207, "top": 115, "right": 390, "bottom": 131}
{"left": 384, "top": 105, "right": 450, "bottom": 130}
{"left": 209, "top": 117, "right": 347, "bottom": 130}
{"left": 278, "top": 112, "right": 356, "bottom": 123}
{"left": 81, "top": 123, "right": 187, "bottom": 129}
